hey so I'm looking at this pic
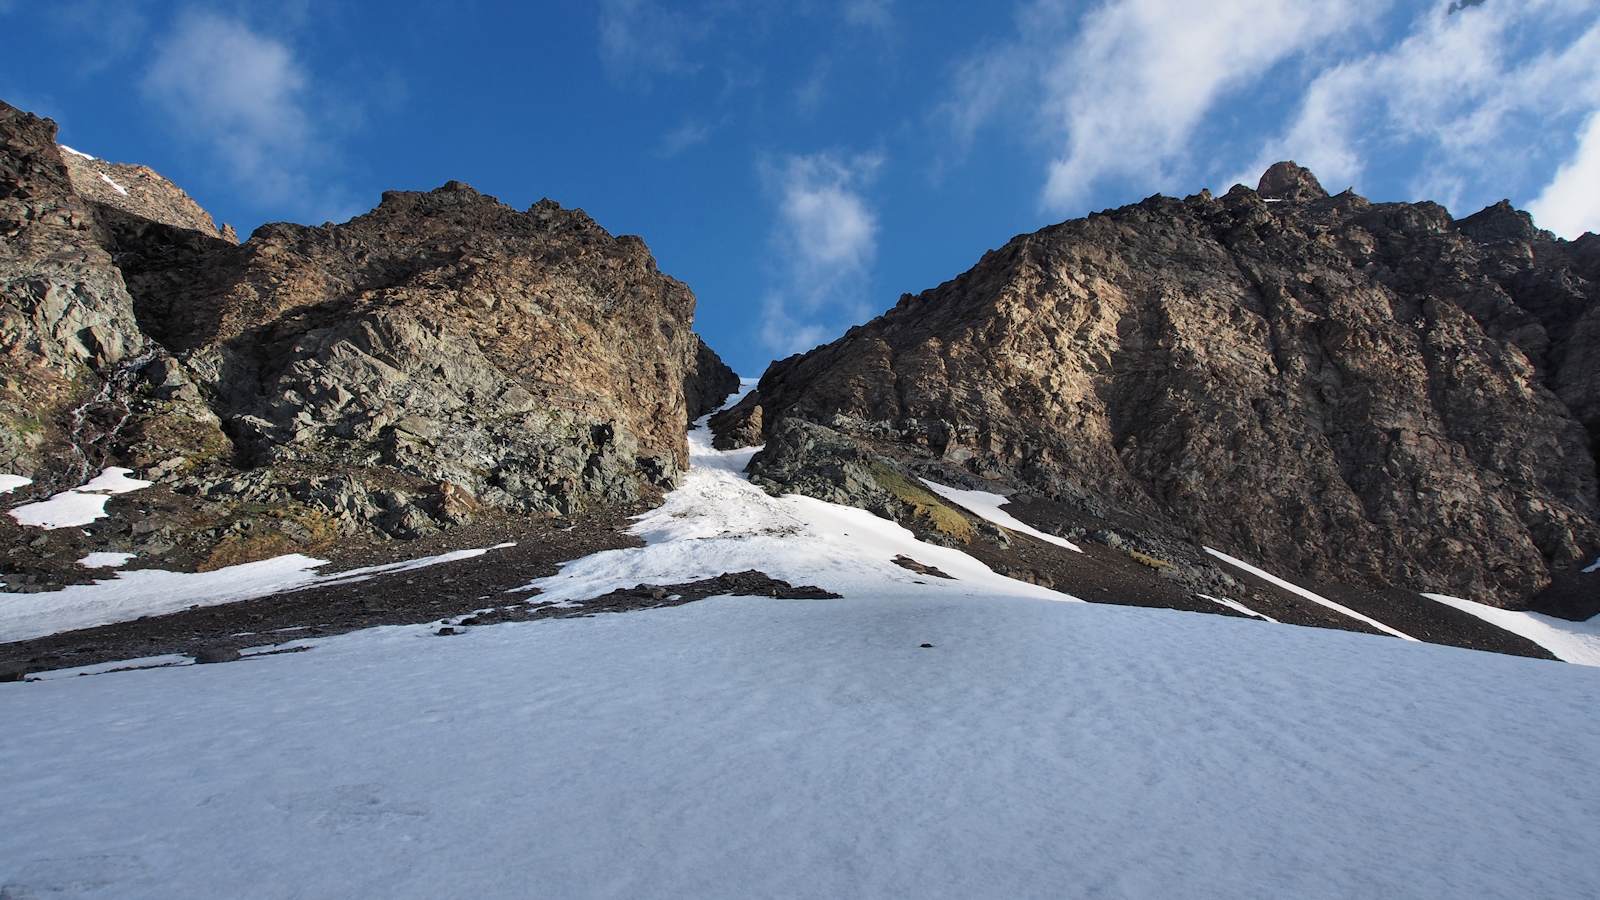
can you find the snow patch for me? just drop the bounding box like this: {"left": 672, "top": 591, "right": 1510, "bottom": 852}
{"left": 58, "top": 144, "right": 95, "bottom": 160}
{"left": 97, "top": 171, "right": 129, "bottom": 196}
{"left": 1584, "top": 556, "right": 1599, "bottom": 574}
{"left": 0, "top": 545, "right": 515, "bottom": 643}
{"left": 1421, "top": 593, "right": 1600, "bottom": 667}
{"left": 919, "top": 479, "right": 1083, "bottom": 552}
{"left": 1196, "top": 592, "right": 1278, "bottom": 623}
{"left": 0, "top": 473, "right": 31, "bottom": 494}
{"left": 7, "top": 467, "right": 152, "bottom": 529}
{"left": 77, "top": 552, "right": 135, "bottom": 569}
{"left": 1204, "top": 547, "right": 1418, "bottom": 641}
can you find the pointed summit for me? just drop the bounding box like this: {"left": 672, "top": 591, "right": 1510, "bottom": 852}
{"left": 1257, "top": 161, "right": 1328, "bottom": 202}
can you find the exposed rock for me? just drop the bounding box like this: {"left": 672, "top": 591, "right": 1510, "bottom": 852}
{"left": 57, "top": 144, "right": 237, "bottom": 242}
{"left": 709, "top": 389, "right": 763, "bottom": 450}
{"left": 725, "top": 163, "right": 1600, "bottom": 609}
{"left": 0, "top": 98, "right": 735, "bottom": 583}
{"left": 1256, "top": 160, "right": 1328, "bottom": 201}
{"left": 893, "top": 555, "right": 954, "bottom": 578}
{"left": 747, "top": 418, "right": 982, "bottom": 547}
{"left": 193, "top": 646, "right": 241, "bottom": 664}
{"left": 101, "top": 182, "right": 736, "bottom": 518}
{"left": 686, "top": 336, "right": 741, "bottom": 421}
{"left": 0, "top": 100, "right": 151, "bottom": 483}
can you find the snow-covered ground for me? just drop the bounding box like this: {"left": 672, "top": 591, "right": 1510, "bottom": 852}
{"left": 4, "top": 571, "right": 1600, "bottom": 896}
{"left": 1423, "top": 592, "right": 1600, "bottom": 667}
{"left": 919, "top": 478, "right": 1083, "bottom": 552}
{"left": 7, "top": 467, "right": 153, "bottom": 529}
{"left": 0, "top": 545, "right": 515, "bottom": 643}
{"left": 0, "top": 473, "right": 31, "bottom": 494}
{"left": 4, "top": 388, "right": 1600, "bottom": 896}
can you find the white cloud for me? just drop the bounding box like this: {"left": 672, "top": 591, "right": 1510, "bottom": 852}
{"left": 1234, "top": 0, "right": 1600, "bottom": 213}
{"left": 598, "top": 0, "right": 710, "bottom": 84}
{"left": 1528, "top": 113, "right": 1600, "bottom": 238}
{"left": 774, "top": 153, "right": 880, "bottom": 274}
{"left": 759, "top": 152, "right": 882, "bottom": 356}
{"left": 657, "top": 120, "right": 713, "bottom": 157}
{"left": 941, "top": 0, "right": 1381, "bottom": 212}
{"left": 842, "top": 0, "right": 893, "bottom": 30}
{"left": 1039, "top": 0, "right": 1383, "bottom": 211}
{"left": 141, "top": 11, "right": 321, "bottom": 207}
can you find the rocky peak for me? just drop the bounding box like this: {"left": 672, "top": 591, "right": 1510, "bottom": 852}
{"left": 718, "top": 172, "right": 1599, "bottom": 612}
{"left": 1, "top": 96, "right": 736, "bottom": 582}
{"left": 57, "top": 146, "right": 237, "bottom": 243}
{"left": 1456, "top": 199, "right": 1539, "bottom": 244}
{"left": 1256, "top": 160, "right": 1328, "bottom": 201}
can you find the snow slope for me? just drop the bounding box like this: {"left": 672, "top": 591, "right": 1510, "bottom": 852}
{"left": 3, "top": 581, "right": 1600, "bottom": 897}
{"left": 4, "top": 390, "right": 1600, "bottom": 897}
{"left": 1422, "top": 593, "right": 1600, "bottom": 667}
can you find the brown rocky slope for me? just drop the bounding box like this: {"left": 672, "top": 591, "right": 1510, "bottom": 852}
{"left": 716, "top": 162, "right": 1599, "bottom": 612}
{"left": 1, "top": 99, "right": 736, "bottom": 587}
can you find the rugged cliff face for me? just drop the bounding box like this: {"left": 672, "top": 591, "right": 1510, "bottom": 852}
{"left": 0, "top": 101, "right": 151, "bottom": 480}
{"left": 717, "top": 162, "right": 1599, "bottom": 609}
{"left": 0, "top": 99, "right": 735, "bottom": 583}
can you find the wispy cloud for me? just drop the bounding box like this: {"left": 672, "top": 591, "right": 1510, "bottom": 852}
{"left": 1234, "top": 0, "right": 1600, "bottom": 221}
{"left": 842, "top": 0, "right": 894, "bottom": 31}
{"left": 941, "top": 0, "right": 1380, "bottom": 212}
{"left": 794, "top": 59, "right": 830, "bottom": 117}
{"left": 139, "top": 10, "right": 351, "bottom": 222}
{"left": 1529, "top": 112, "right": 1600, "bottom": 238}
{"left": 657, "top": 119, "right": 714, "bottom": 157}
{"left": 597, "top": 0, "right": 711, "bottom": 85}
{"left": 759, "top": 152, "right": 882, "bottom": 356}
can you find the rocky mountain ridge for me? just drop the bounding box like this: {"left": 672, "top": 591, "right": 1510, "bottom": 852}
{"left": 715, "top": 162, "right": 1599, "bottom": 612}
{"left": 1, "top": 99, "right": 735, "bottom": 587}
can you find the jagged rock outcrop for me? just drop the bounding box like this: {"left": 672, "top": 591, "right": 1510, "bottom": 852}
{"left": 57, "top": 145, "right": 237, "bottom": 242}
{"left": 686, "top": 337, "right": 740, "bottom": 421}
{"left": 0, "top": 101, "right": 152, "bottom": 480}
{"left": 108, "top": 181, "right": 726, "bottom": 516}
{"left": 1, "top": 99, "right": 734, "bottom": 581}
{"left": 718, "top": 164, "right": 1599, "bottom": 609}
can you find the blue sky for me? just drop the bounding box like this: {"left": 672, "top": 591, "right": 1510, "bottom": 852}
{"left": 3, "top": 0, "right": 1598, "bottom": 375}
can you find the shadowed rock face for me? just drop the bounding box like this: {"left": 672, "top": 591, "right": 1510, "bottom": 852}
{"left": 0, "top": 98, "right": 735, "bottom": 582}
{"left": 718, "top": 165, "right": 1599, "bottom": 608}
